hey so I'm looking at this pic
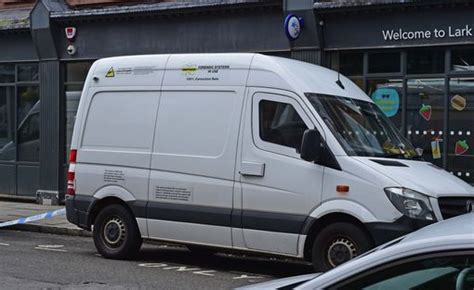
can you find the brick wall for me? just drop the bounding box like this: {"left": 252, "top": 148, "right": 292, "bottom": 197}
{"left": 0, "top": 0, "right": 35, "bottom": 9}
{"left": 0, "top": 0, "right": 173, "bottom": 9}
{"left": 66, "top": 0, "right": 173, "bottom": 6}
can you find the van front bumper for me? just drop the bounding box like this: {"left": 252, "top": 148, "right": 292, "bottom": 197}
{"left": 365, "top": 216, "right": 435, "bottom": 245}
{"left": 65, "top": 195, "right": 96, "bottom": 231}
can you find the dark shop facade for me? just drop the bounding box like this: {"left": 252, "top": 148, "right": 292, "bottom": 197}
{"left": 0, "top": 0, "right": 473, "bottom": 203}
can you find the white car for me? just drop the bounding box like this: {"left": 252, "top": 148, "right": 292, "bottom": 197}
{"left": 239, "top": 212, "right": 474, "bottom": 289}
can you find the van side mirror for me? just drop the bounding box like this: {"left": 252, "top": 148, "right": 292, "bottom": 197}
{"left": 300, "top": 129, "right": 322, "bottom": 162}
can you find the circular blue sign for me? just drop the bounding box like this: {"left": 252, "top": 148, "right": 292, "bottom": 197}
{"left": 371, "top": 88, "right": 400, "bottom": 117}
{"left": 284, "top": 14, "right": 302, "bottom": 41}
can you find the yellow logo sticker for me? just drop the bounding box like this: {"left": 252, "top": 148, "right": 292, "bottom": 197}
{"left": 106, "top": 67, "right": 115, "bottom": 78}
{"left": 181, "top": 66, "right": 197, "bottom": 75}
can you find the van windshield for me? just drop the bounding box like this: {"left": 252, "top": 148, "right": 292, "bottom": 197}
{"left": 306, "top": 93, "right": 419, "bottom": 159}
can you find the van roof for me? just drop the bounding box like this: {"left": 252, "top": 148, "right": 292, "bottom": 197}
{"left": 89, "top": 53, "right": 368, "bottom": 101}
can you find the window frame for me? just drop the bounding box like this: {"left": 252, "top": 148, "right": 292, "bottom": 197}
{"left": 327, "top": 250, "right": 474, "bottom": 289}
{"left": 0, "top": 62, "right": 39, "bottom": 165}
{"left": 252, "top": 92, "right": 314, "bottom": 159}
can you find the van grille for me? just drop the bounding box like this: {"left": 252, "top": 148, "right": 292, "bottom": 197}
{"left": 438, "top": 197, "right": 474, "bottom": 219}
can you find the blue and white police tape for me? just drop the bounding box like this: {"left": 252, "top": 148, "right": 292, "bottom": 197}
{"left": 0, "top": 208, "right": 66, "bottom": 228}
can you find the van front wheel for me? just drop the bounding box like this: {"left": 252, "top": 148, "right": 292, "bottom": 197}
{"left": 93, "top": 204, "right": 142, "bottom": 259}
{"left": 311, "top": 222, "right": 372, "bottom": 272}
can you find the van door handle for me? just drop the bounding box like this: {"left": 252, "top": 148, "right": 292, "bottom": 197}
{"left": 239, "top": 161, "right": 265, "bottom": 177}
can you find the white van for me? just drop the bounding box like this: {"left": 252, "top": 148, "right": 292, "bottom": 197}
{"left": 66, "top": 53, "right": 474, "bottom": 271}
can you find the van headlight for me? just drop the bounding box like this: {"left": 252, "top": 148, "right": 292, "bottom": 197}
{"left": 385, "top": 187, "right": 435, "bottom": 221}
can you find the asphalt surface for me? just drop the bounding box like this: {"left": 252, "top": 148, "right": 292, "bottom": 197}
{"left": 0, "top": 230, "right": 314, "bottom": 289}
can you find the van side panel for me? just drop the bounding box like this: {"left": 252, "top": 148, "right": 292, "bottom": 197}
{"left": 147, "top": 88, "right": 245, "bottom": 246}
{"left": 75, "top": 90, "right": 161, "bottom": 237}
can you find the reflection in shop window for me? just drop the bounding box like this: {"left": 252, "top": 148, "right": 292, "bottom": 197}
{"left": 17, "top": 86, "right": 40, "bottom": 162}
{"left": 18, "top": 64, "right": 39, "bottom": 82}
{"left": 406, "top": 78, "right": 445, "bottom": 167}
{"left": 330, "top": 52, "right": 364, "bottom": 76}
{"left": 0, "top": 87, "right": 15, "bottom": 161}
{"left": 0, "top": 64, "right": 15, "bottom": 83}
{"left": 368, "top": 52, "right": 401, "bottom": 74}
{"left": 66, "top": 62, "right": 93, "bottom": 82}
{"left": 65, "top": 91, "right": 81, "bottom": 157}
{"left": 65, "top": 61, "right": 93, "bottom": 162}
{"left": 350, "top": 78, "right": 364, "bottom": 90}
{"left": 407, "top": 48, "right": 445, "bottom": 74}
{"left": 451, "top": 48, "right": 474, "bottom": 71}
{"left": 448, "top": 78, "right": 473, "bottom": 184}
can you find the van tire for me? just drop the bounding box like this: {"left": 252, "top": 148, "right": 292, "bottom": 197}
{"left": 311, "top": 222, "right": 372, "bottom": 272}
{"left": 93, "top": 204, "right": 142, "bottom": 259}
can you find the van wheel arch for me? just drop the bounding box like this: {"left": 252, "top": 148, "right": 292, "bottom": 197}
{"left": 89, "top": 197, "right": 136, "bottom": 229}
{"left": 303, "top": 213, "right": 374, "bottom": 262}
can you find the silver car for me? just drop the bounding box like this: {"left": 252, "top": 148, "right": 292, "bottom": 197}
{"left": 239, "top": 212, "right": 474, "bottom": 289}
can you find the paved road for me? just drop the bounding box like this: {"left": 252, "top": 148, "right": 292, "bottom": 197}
{"left": 0, "top": 230, "right": 313, "bottom": 289}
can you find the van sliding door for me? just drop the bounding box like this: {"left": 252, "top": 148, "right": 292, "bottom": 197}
{"left": 147, "top": 89, "right": 245, "bottom": 247}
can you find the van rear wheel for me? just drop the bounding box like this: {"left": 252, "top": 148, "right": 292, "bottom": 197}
{"left": 93, "top": 204, "right": 142, "bottom": 259}
{"left": 311, "top": 222, "right": 372, "bottom": 272}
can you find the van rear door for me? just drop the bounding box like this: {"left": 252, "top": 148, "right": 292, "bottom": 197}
{"left": 75, "top": 90, "right": 160, "bottom": 237}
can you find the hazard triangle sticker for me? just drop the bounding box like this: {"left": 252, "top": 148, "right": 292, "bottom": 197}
{"left": 106, "top": 67, "right": 115, "bottom": 78}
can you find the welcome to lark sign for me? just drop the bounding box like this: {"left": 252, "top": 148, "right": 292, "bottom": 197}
{"left": 382, "top": 24, "right": 473, "bottom": 41}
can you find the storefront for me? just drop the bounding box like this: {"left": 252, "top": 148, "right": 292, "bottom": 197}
{"left": 0, "top": 0, "right": 291, "bottom": 202}
{"left": 310, "top": 1, "right": 474, "bottom": 185}
{"left": 0, "top": 6, "right": 40, "bottom": 196}
{"left": 0, "top": 0, "right": 472, "bottom": 203}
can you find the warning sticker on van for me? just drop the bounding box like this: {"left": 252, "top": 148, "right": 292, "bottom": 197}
{"left": 104, "top": 169, "right": 125, "bottom": 183}
{"left": 181, "top": 65, "right": 197, "bottom": 75}
{"left": 105, "top": 67, "right": 115, "bottom": 78}
{"left": 155, "top": 186, "right": 193, "bottom": 202}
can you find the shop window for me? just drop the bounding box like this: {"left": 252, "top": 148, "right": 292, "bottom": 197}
{"left": 407, "top": 48, "right": 445, "bottom": 74}
{"left": 367, "top": 79, "right": 403, "bottom": 129}
{"left": 451, "top": 48, "right": 474, "bottom": 71}
{"left": 368, "top": 52, "right": 401, "bottom": 74}
{"left": 406, "top": 78, "right": 445, "bottom": 167}
{"left": 261, "top": 51, "right": 292, "bottom": 59}
{"left": 350, "top": 78, "right": 364, "bottom": 90}
{"left": 0, "top": 87, "right": 15, "bottom": 161}
{"left": 17, "top": 86, "right": 40, "bottom": 162}
{"left": 0, "top": 64, "right": 15, "bottom": 83}
{"left": 17, "top": 64, "right": 39, "bottom": 82}
{"left": 339, "top": 52, "right": 363, "bottom": 76}
{"left": 65, "top": 61, "right": 93, "bottom": 162}
{"left": 66, "top": 62, "right": 94, "bottom": 82}
{"left": 447, "top": 78, "right": 474, "bottom": 184}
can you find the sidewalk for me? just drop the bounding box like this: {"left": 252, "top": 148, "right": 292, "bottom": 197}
{"left": 0, "top": 200, "right": 91, "bottom": 237}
